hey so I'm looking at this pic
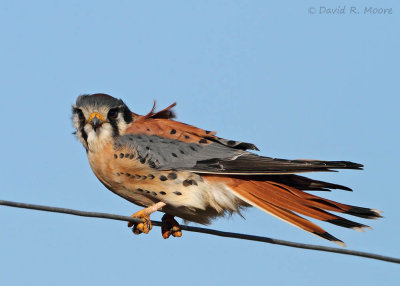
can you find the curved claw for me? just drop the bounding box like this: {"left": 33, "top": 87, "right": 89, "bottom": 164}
{"left": 161, "top": 214, "right": 182, "bottom": 239}
{"left": 133, "top": 216, "right": 152, "bottom": 235}
{"left": 126, "top": 202, "right": 167, "bottom": 236}
{"left": 128, "top": 209, "right": 152, "bottom": 235}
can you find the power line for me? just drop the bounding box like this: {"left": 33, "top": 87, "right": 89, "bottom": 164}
{"left": 1, "top": 199, "right": 399, "bottom": 264}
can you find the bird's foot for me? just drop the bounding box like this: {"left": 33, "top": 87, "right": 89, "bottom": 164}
{"left": 128, "top": 209, "right": 152, "bottom": 234}
{"left": 127, "top": 202, "right": 166, "bottom": 235}
{"left": 161, "top": 214, "right": 182, "bottom": 239}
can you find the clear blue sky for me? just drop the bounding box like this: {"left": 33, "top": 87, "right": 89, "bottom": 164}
{"left": 1, "top": 1, "right": 399, "bottom": 285}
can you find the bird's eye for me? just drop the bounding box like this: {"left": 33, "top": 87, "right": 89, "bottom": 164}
{"left": 108, "top": 108, "right": 118, "bottom": 119}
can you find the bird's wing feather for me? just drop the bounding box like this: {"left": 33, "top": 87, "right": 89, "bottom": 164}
{"left": 117, "top": 116, "right": 362, "bottom": 175}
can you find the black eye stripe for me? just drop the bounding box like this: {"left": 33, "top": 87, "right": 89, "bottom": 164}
{"left": 81, "top": 128, "right": 88, "bottom": 143}
{"left": 122, "top": 107, "right": 133, "bottom": 123}
{"left": 73, "top": 108, "right": 86, "bottom": 122}
{"left": 72, "top": 107, "right": 89, "bottom": 149}
{"left": 109, "top": 119, "right": 120, "bottom": 137}
{"left": 105, "top": 108, "right": 120, "bottom": 137}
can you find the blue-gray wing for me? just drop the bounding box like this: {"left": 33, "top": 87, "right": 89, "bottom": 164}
{"left": 114, "top": 134, "right": 363, "bottom": 175}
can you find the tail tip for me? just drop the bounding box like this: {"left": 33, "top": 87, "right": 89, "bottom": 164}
{"left": 334, "top": 240, "right": 347, "bottom": 248}
{"left": 352, "top": 226, "right": 367, "bottom": 232}
{"left": 347, "top": 207, "right": 383, "bottom": 219}
{"left": 371, "top": 209, "right": 383, "bottom": 217}
{"left": 314, "top": 231, "right": 346, "bottom": 247}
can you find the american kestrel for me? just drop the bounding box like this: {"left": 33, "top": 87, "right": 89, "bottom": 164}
{"left": 72, "top": 93, "right": 381, "bottom": 246}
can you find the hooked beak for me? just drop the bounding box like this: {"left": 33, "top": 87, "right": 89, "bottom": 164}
{"left": 88, "top": 112, "right": 104, "bottom": 131}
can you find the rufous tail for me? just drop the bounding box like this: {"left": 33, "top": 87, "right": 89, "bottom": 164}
{"left": 204, "top": 175, "right": 382, "bottom": 247}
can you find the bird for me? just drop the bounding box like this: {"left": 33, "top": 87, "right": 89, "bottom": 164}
{"left": 72, "top": 93, "right": 381, "bottom": 246}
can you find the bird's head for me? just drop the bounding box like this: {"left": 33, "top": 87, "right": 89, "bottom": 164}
{"left": 72, "top": 93, "right": 133, "bottom": 152}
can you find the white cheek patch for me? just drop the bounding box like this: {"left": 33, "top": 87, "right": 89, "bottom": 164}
{"left": 116, "top": 113, "right": 129, "bottom": 134}
{"left": 75, "top": 131, "right": 88, "bottom": 150}
{"left": 72, "top": 114, "right": 80, "bottom": 130}
{"left": 85, "top": 123, "right": 114, "bottom": 153}
{"left": 72, "top": 113, "right": 88, "bottom": 149}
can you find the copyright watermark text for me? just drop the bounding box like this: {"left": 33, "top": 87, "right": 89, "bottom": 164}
{"left": 308, "top": 6, "right": 393, "bottom": 15}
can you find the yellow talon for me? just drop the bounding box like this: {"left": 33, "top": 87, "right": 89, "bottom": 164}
{"left": 161, "top": 214, "right": 182, "bottom": 239}
{"left": 128, "top": 209, "right": 152, "bottom": 235}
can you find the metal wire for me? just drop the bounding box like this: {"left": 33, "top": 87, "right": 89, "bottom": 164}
{"left": 1, "top": 199, "right": 399, "bottom": 264}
